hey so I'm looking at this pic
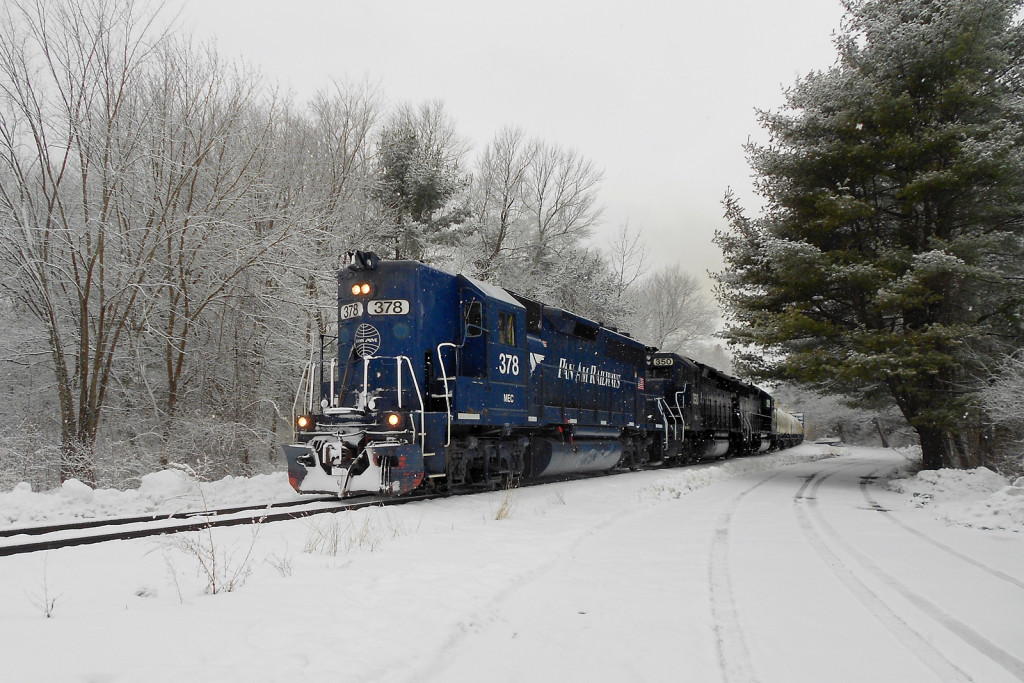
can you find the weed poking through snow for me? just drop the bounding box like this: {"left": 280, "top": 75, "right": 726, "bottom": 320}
{"left": 155, "top": 464, "right": 263, "bottom": 595}
{"left": 28, "top": 553, "right": 60, "bottom": 618}
{"left": 494, "top": 477, "right": 519, "bottom": 520}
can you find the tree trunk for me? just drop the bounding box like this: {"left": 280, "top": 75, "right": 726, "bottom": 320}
{"left": 59, "top": 432, "right": 97, "bottom": 487}
{"left": 915, "top": 425, "right": 951, "bottom": 470}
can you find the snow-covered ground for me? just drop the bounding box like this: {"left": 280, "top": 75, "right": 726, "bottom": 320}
{"left": 2, "top": 445, "right": 1022, "bottom": 682}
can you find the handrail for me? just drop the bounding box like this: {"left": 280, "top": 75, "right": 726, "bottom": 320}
{"left": 654, "top": 390, "right": 688, "bottom": 451}
{"left": 358, "top": 354, "right": 427, "bottom": 451}
{"left": 290, "top": 359, "right": 314, "bottom": 440}
{"left": 436, "top": 342, "right": 458, "bottom": 446}
{"left": 329, "top": 359, "right": 337, "bottom": 408}
{"left": 399, "top": 355, "right": 427, "bottom": 451}
{"left": 655, "top": 398, "right": 672, "bottom": 448}
{"left": 673, "top": 390, "right": 687, "bottom": 436}
{"left": 307, "top": 360, "right": 316, "bottom": 413}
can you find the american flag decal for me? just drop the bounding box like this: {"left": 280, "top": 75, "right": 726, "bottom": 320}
{"left": 638, "top": 377, "right": 645, "bottom": 390}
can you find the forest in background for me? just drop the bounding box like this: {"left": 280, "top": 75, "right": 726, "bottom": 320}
{"left": 6, "top": 0, "right": 1024, "bottom": 492}
{"left": 0, "top": 0, "right": 722, "bottom": 490}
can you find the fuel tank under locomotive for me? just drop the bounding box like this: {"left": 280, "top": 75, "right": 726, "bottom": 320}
{"left": 526, "top": 437, "right": 623, "bottom": 478}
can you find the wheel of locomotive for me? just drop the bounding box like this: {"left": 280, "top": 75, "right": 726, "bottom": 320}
{"left": 625, "top": 436, "right": 641, "bottom": 471}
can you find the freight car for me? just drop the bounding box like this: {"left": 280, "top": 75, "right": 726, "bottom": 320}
{"left": 284, "top": 252, "right": 801, "bottom": 498}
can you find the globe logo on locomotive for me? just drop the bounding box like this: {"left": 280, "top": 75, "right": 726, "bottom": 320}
{"left": 354, "top": 323, "right": 381, "bottom": 358}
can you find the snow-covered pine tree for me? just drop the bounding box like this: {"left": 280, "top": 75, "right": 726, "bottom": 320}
{"left": 372, "top": 101, "right": 469, "bottom": 261}
{"left": 714, "top": 0, "right": 1024, "bottom": 470}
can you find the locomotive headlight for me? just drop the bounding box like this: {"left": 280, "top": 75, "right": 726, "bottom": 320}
{"left": 350, "top": 283, "right": 372, "bottom": 296}
{"left": 350, "top": 284, "right": 361, "bottom": 296}
{"left": 386, "top": 412, "right": 402, "bottom": 428}
{"left": 360, "top": 283, "right": 371, "bottom": 295}
{"left": 296, "top": 415, "right": 313, "bottom": 431}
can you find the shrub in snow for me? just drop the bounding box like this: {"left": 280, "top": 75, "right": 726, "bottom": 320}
{"left": 888, "top": 466, "right": 1024, "bottom": 532}
{"left": 302, "top": 512, "right": 407, "bottom": 556}
{"left": 493, "top": 479, "right": 518, "bottom": 520}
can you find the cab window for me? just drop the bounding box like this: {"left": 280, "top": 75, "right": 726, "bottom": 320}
{"left": 464, "top": 301, "right": 483, "bottom": 338}
{"left": 498, "top": 312, "right": 516, "bottom": 346}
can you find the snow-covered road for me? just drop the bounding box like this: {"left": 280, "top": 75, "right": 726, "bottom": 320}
{"left": 2, "top": 446, "right": 1021, "bottom": 682}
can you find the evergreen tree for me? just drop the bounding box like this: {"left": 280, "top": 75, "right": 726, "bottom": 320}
{"left": 373, "top": 101, "right": 468, "bottom": 260}
{"left": 714, "top": 0, "right": 1024, "bottom": 470}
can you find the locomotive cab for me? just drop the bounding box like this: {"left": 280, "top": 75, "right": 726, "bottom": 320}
{"left": 645, "top": 352, "right": 695, "bottom": 463}
{"left": 285, "top": 253, "right": 458, "bottom": 496}
{"left": 451, "top": 279, "right": 528, "bottom": 424}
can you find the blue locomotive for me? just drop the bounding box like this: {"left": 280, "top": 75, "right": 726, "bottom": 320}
{"left": 284, "top": 252, "right": 801, "bottom": 497}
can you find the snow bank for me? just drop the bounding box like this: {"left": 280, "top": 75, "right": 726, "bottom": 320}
{"left": 0, "top": 449, "right": 832, "bottom": 530}
{"left": 0, "top": 471, "right": 301, "bottom": 529}
{"left": 888, "top": 466, "right": 1024, "bottom": 533}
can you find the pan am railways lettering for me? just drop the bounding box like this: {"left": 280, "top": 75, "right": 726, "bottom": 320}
{"left": 556, "top": 358, "right": 622, "bottom": 388}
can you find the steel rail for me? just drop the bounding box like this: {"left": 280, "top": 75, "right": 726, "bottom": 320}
{"left": 0, "top": 495, "right": 341, "bottom": 539}
{"left": 0, "top": 493, "right": 439, "bottom": 558}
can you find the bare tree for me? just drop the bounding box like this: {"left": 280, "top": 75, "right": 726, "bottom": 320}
{"left": 605, "top": 220, "right": 648, "bottom": 303}
{"left": 0, "top": 1, "right": 301, "bottom": 483}
{"left": 306, "top": 77, "right": 380, "bottom": 229}
{"left": 546, "top": 245, "right": 628, "bottom": 326}
{"left": 139, "top": 40, "right": 294, "bottom": 431}
{"left": 466, "top": 133, "right": 606, "bottom": 308}
{"left": 297, "top": 77, "right": 380, "bottom": 334}
{"left": 470, "top": 126, "right": 537, "bottom": 275}
{"left": 523, "top": 142, "right": 603, "bottom": 268}
{"left": 629, "top": 265, "right": 718, "bottom": 353}
{"left": 981, "top": 353, "right": 1024, "bottom": 427}
{"left": 977, "top": 351, "right": 1024, "bottom": 474}
{"left": 0, "top": 0, "right": 172, "bottom": 483}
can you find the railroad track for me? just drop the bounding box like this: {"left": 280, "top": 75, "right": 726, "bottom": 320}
{"left": 0, "top": 492, "right": 441, "bottom": 557}
{"left": 0, "top": 448, "right": 816, "bottom": 558}
{"left": 0, "top": 465, "right": 649, "bottom": 558}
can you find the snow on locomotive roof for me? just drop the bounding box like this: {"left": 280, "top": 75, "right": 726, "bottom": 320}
{"left": 461, "top": 274, "right": 525, "bottom": 309}
{"left": 462, "top": 272, "right": 640, "bottom": 345}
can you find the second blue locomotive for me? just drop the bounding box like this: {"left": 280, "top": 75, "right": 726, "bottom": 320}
{"left": 285, "top": 252, "right": 802, "bottom": 497}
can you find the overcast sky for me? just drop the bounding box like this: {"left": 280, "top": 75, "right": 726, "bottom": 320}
{"left": 178, "top": 0, "right": 846, "bottom": 286}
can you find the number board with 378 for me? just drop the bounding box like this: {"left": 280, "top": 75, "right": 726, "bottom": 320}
{"left": 340, "top": 299, "right": 410, "bottom": 320}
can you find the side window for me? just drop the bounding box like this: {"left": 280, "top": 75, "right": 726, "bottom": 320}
{"left": 464, "top": 301, "right": 483, "bottom": 338}
{"left": 498, "top": 312, "right": 516, "bottom": 346}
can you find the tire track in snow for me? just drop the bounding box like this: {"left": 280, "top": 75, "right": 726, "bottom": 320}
{"left": 798, "top": 462, "right": 1024, "bottom": 682}
{"left": 411, "top": 487, "right": 662, "bottom": 683}
{"left": 859, "top": 469, "right": 1024, "bottom": 592}
{"left": 707, "top": 462, "right": 858, "bottom": 683}
{"left": 709, "top": 471, "right": 788, "bottom": 683}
